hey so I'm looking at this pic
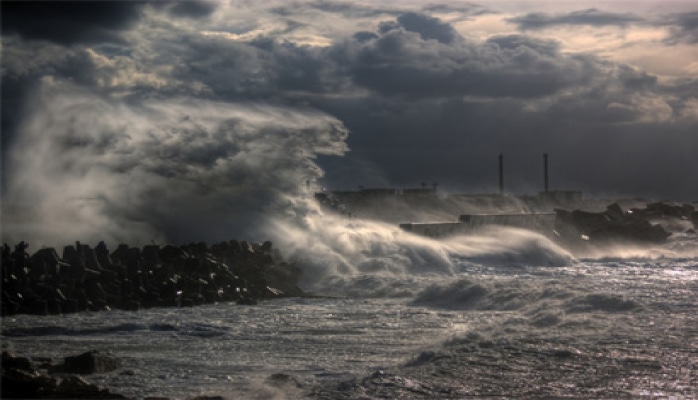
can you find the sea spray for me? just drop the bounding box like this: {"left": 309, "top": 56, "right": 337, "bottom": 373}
{"left": 3, "top": 79, "right": 348, "bottom": 247}
{"left": 270, "top": 208, "right": 576, "bottom": 296}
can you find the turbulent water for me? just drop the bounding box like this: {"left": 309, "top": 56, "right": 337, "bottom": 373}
{"left": 2, "top": 225, "right": 698, "bottom": 399}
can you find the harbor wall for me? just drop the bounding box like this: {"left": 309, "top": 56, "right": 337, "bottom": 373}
{"left": 400, "top": 213, "right": 556, "bottom": 238}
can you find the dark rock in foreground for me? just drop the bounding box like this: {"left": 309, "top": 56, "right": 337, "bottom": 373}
{"left": 62, "top": 350, "right": 122, "bottom": 375}
{"left": 1, "top": 350, "right": 129, "bottom": 399}
{"left": 1, "top": 239, "right": 306, "bottom": 317}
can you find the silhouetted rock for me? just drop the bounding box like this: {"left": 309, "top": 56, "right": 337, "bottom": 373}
{"left": 1, "top": 350, "right": 130, "bottom": 399}
{"left": 555, "top": 203, "right": 672, "bottom": 245}
{"left": 62, "top": 350, "right": 122, "bottom": 375}
{"left": 2, "top": 351, "right": 33, "bottom": 371}
{"left": 266, "top": 372, "right": 303, "bottom": 388}
{"left": 1, "top": 239, "right": 306, "bottom": 316}
{"left": 2, "top": 368, "right": 58, "bottom": 398}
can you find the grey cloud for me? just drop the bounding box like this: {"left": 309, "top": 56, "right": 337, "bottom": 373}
{"left": 1, "top": 1, "right": 146, "bottom": 45}
{"left": 486, "top": 34, "right": 560, "bottom": 56}
{"left": 272, "top": 0, "right": 399, "bottom": 19}
{"left": 664, "top": 11, "right": 698, "bottom": 44}
{"left": 396, "top": 12, "right": 459, "bottom": 44}
{"left": 616, "top": 65, "right": 657, "bottom": 90}
{"left": 353, "top": 31, "right": 380, "bottom": 42}
{"left": 421, "top": 3, "right": 491, "bottom": 17}
{"left": 508, "top": 8, "right": 644, "bottom": 30}
{"left": 330, "top": 24, "right": 597, "bottom": 99}
{"left": 163, "top": 34, "right": 334, "bottom": 100}
{"left": 168, "top": 0, "right": 218, "bottom": 18}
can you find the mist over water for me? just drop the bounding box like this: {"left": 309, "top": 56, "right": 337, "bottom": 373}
{"left": 3, "top": 79, "right": 348, "bottom": 247}
{"left": 5, "top": 81, "right": 695, "bottom": 301}
{"left": 3, "top": 79, "right": 579, "bottom": 297}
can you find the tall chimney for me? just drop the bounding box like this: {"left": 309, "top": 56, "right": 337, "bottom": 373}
{"left": 543, "top": 153, "right": 549, "bottom": 193}
{"left": 499, "top": 153, "right": 504, "bottom": 195}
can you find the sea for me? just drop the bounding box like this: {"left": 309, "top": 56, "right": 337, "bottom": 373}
{"left": 2, "top": 219, "right": 697, "bottom": 399}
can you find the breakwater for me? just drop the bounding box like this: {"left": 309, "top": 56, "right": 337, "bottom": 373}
{"left": 1, "top": 240, "right": 305, "bottom": 316}
{"left": 400, "top": 213, "right": 556, "bottom": 238}
{"left": 400, "top": 202, "right": 697, "bottom": 246}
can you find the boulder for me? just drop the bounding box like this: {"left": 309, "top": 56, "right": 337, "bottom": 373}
{"left": 2, "top": 351, "right": 33, "bottom": 371}
{"left": 1, "top": 368, "right": 57, "bottom": 398}
{"left": 605, "top": 203, "right": 625, "bottom": 222}
{"left": 63, "top": 350, "right": 122, "bottom": 374}
{"left": 555, "top": 205, "right": 671, "bottom": 244}
{"left": 266, "top": 372, "right": 302, "bottom": 388}
{"left": 57, "top": 375, "right": 101, "bottom": 397}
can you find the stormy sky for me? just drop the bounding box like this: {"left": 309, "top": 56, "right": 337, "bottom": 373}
{"left": 2, "top": 0, "right": 698, "bottom": 244}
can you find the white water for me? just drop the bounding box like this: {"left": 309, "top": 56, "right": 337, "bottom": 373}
{"left": 3, "top": 227, "right": 697, "bottom": 399}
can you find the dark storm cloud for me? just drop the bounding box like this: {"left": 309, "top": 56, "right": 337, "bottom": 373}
{"left": 396, "top": 12, "right": 459, "bottom": 44}
{"left": 161, "top": 34, "right": 335, "bottom": 100}
{"left": 330, "top": 19, "right": 597, "bottom": 99}
{"left": 271, "top": 0, "right": 399, "bottom": 18}
{"left": 1, "top": 1, "right": 146, "bottom": 45}
{"left": 168, "top": 0, "right": 218, "bottom": 19}
{"left": 2, "top": 2, "right": 697, "bottom": 211}
{"left": 508, "top": 8, "right": 644, "bottom": 30}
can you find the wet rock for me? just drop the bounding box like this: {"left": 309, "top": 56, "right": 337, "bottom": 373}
{"left": 605, "top": 202, "right": 625, "bottom": 221}
{"left": 57, "top": 375, "right": 101, "bottom": 396}
{"left": 2, "top": 239, "right": 306, "bottom": 316}
{"left": 62, "top": 350, "right": 122, "bottom": 374}
{"left": 2, "top": 368, "right": 58, "bottom": 398}
{"left": 266, "top": 372, "right": 303, "bottom": 388}
{"left": 2, "top": 351, "right": 33, "bottom": 371}
{"left": 647, "top": 202, "right": 694, "bottom": 219}
{"left": 552, "top": 348, "right": 581, "bottom": 358}
{"left": 555, "top": 204, "right": 672, "bottom": 245}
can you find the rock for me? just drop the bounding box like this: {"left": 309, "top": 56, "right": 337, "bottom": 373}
{"left": 2, "top": 238, "right": 305, "bottom": 316}
{"left": 647, "top": 202, "right": 693, "bottom": 219}
{"left": 605, "top": 202, "right": 625, "bottom": 221}
{"left": 2, "top": 351, "right": 33, "bottom": 371}
{"left": 57, "top": 375, "right": 101, "bottom": 396}
{"left": 266, "top": 372, "right": 303, "bottom": 388}
{"left": 259, "top": 241, "right": 273, "bottom": 254}
{"left": 555, "top": 205, "right": 671, "bottom": 244}
{"left": 1, "top": 368, "right": 57, "bottom": 398}
{"left": 63, "top": 350, "right": 122, "bottom": 374}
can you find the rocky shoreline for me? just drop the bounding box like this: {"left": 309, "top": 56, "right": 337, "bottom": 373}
{"left": 2, "top": 348, "right": 236, "bottom": 399}
{"left": 2, "top": 239, "right": 309, "bottom": 399}
{"left": 2, "top": 239, "right": 307, "bottom": 317}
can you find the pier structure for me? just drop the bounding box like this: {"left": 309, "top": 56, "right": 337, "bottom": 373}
{"left": 400, "top": 212, "right": 556, "bottom": 238}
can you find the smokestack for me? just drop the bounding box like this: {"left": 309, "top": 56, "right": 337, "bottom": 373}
{"left": 499, "top": 153, "right": 503, "bottom": 195}
{"left": 543, "top": 153, "right": 549, "bottom": 193}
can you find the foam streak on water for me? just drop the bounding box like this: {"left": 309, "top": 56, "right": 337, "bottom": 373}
{"left": 3, "top": 254, "right": 697, "bottom": 399}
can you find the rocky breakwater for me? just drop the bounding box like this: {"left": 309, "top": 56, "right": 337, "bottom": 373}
{"left": 554, "top": 201, "right": 696, "bottom": 248}
{"left": 1, "top": 240, "right": 306, "bottom": 316}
